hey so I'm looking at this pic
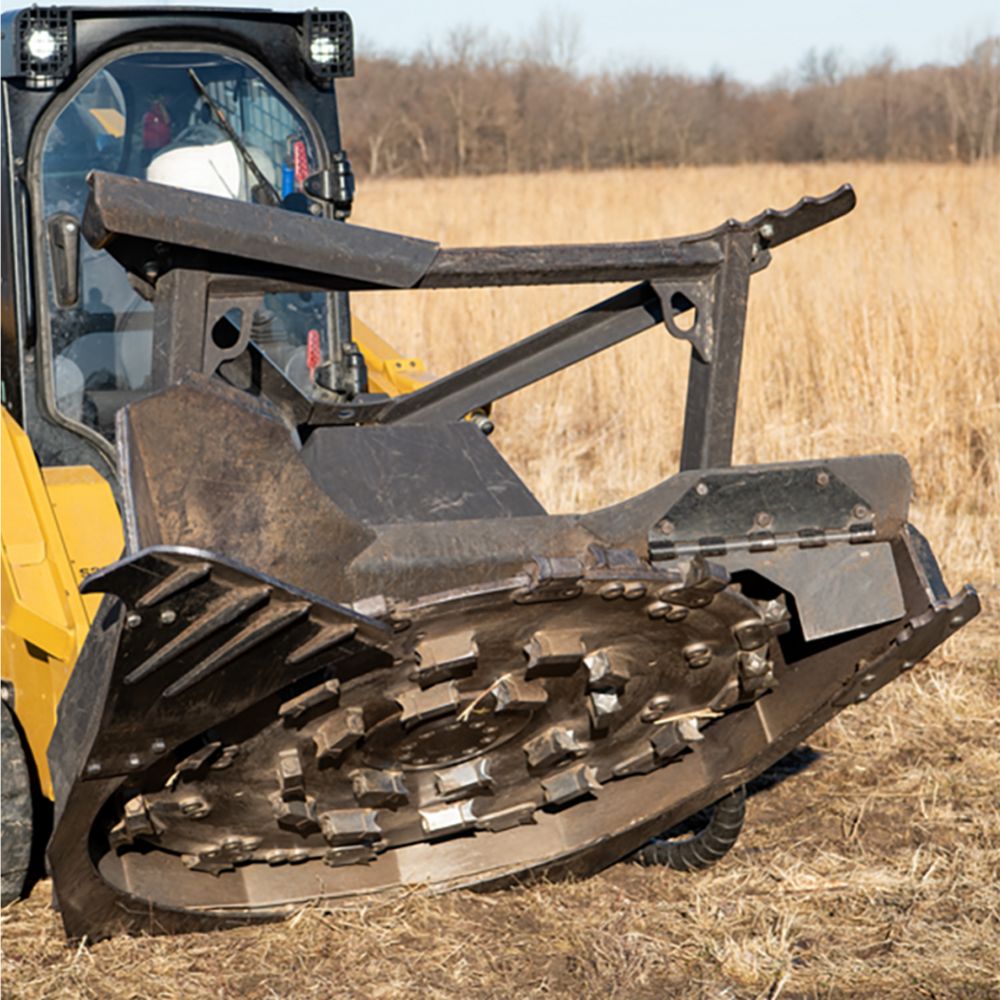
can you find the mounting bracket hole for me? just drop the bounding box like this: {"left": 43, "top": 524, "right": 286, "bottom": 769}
{"left": 211, "top": 314, "right": 241, "bottom": 351}
{"left": 670, "top": 291, "right": 698, "bottom": 332}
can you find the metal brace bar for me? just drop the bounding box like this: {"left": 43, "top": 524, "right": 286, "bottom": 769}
{"left": 374, "top": 283, "right": 663, "bottom": 425}
{"left": 677, "top": 230, "right": 753, "bottom": 470}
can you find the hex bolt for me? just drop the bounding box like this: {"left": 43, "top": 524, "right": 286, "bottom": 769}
{"left": 852, "top": 504, "right": 871, "bottom": 521}
{"left": 85, "top": 761, "right": 102, "bottom": 776}
{"left": 759, "top": 222, "right": 775, "bottom": 241}
{"left": 695, "top": 482, "right": 709, "bottom": 497}
{"left": 640, "top": 694, "right": 673, "bottom": 722}
{"left": 950, "top": 614, "right": 964, "bottom": 628}
{"left": 816, "top": 471, "right": 830, "bottom": 487}
{"left": 151, "top": 738, "right": 167, "bottom": 754}
{"left": 900, "top": 660, "right": 915, "bottom": 671}
{"left": 159, "top": 609, "right": 177, "bottom": 626}
{"left": 656, "top": 518, "right": 674, "bottom": 536}
{"left": 125, "top": 612, "right": 142, "bottom": 629}
{"left": 754, "top": 511, "right": 773, "bottom": 528}
{"left": 683, "top": 642, "right": 713, "bottom": 669}
{"left": 127, "top": 753, "right": 142, "bottom": 768}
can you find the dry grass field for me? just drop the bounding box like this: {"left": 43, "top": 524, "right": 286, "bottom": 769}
{"left": 2, "top": 162, "right": 998, "bottom": 999}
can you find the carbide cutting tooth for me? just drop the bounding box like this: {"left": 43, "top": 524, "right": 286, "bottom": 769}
{"left": 739, "top": 649, "right": 771, "bottom": 678}
{"left": 677, "top": 717, "right": 704, "bottom": 743}
{"left": 279, "top": 679, "right": 341, "bottom": 723}
{"left": 277, "top": 748, "right": 306, "bottom": 801}
{"left": 733, "top": 619, "right": 770, "bottom": 650}
{"left": 475, "top": 802, "right": 538, "bottom": 832}
{"left": 123, "top": 795, "right": 157, "bottom": 840}
{"left": 350, "top": 768, "right": 408, "bottom": 808}
{"left": 419, "top": 800, "right": 478, "bottom": 838}
{"left": 541, "top": 764, "right": 600, "bottom": 806}
{"left": 412, "top": 630, "right": 478, "bottom": 687}
{"left": 584, "top": 650, "right": 630, "bottom": 691}
{"left": 395, "top": 681, "right": 460, "bottom": 728}
{"left": 318, "top": 808, "right": 383, "bottom": 846}
{"left": 524, "top": 630, "right": 583, "bottom": 679}
{"left": 588, "top": 690, "right": 622, "bottom": 728}
{"left": 314, "top": 706, "right": 366, "bottom": 764}
{"left": 434, "top": 758, "right": 494, "bottom": 799}
{"left": 272, "top": 794, "right": 319, "bottom": 834}
{"left": 524, "top": 726, "right": 585, "bottom": 769}
{"left": 649, "top": 721, "right": 685, "bottom": 760}
{"left": 493, "top": 676, "right": 548, "bottom": 713}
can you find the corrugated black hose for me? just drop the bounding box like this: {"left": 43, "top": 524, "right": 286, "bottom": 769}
{"left": 632, "top": 784, "right": 747, "bottom": 872}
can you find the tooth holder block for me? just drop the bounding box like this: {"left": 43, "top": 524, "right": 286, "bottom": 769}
{"left": 46, "top": 174, "right": 979, "bottom": 940}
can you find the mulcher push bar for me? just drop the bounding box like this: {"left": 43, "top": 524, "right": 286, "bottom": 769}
{"left": 83, "top": 171, "right": 855, "bottom": 292}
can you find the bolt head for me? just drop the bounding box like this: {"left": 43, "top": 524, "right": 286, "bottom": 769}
{"left": 683, "top": 642, "right": 713, "bottom": 668}
{"left": 159, "top": 609, "right": 177, "bottom": 625}
{"left": 641, "top": 694, "right": 673, "bottom": 722}
{"left": 125, "top": 612, "right": 142, "bottom": 629}
{"left": 695, "top": 482, "right": 709, "bottom": 497}
{"left": 816, "top": 471, "right": 830, "bottom": 487}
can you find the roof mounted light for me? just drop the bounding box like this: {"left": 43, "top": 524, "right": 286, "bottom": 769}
{"left": 14, "top": 7, "right": 74, "bottom": 90}
{"left": 302, "top": 10, "right": 353, "bottom": 83}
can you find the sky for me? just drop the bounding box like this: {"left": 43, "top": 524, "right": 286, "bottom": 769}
{"left": 342, "top": 0, "right": 998, "bottom": 84}
{"left": 3, "top": 0, "right": 996, "bottom": 85}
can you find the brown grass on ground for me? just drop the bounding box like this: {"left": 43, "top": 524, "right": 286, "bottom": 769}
{"left": 2, "top": 162, "right": 998, "bottom": 999}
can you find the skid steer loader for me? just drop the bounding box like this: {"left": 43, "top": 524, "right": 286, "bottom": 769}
{"left": 0, "top": 7, "right": 979, "bottom": 941}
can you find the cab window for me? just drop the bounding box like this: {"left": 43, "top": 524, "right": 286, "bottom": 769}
{"left": 38, "top": 50, "right": 327, "bottom": 440}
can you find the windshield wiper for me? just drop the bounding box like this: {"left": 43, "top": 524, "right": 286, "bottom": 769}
{"left": 187, "top": 69, "right": 281, "bottom": 206}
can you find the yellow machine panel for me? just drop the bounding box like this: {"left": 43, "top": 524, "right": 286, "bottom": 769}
{"left": 1, "top": 410, "right": 123, "bottom": 797}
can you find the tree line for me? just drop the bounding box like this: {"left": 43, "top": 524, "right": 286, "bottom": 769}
{"left": 338, "top": 34, "right": 1000, "bottom": 177}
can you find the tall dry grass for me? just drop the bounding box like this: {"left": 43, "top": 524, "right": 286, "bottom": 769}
{"left": 351, "top": 162, "right": 1000, "bottom": 589}
{"left": 3, "top": 163, "right": 998, "bottom": 999}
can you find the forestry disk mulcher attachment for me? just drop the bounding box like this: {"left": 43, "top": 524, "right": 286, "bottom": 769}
{"left": 48, "top": 172, "right": 978, "bottom": 938}
{"left": 0, "top": 6, "right": 977, "bottom": 943}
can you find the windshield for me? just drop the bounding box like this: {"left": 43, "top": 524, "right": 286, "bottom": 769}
{"left": 38, "top": 50, "right": 328, "bottom": 441}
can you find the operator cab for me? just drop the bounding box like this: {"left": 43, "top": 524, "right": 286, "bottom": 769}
{"left": 43, "top": 50, "right": 328, "bottom": 438}
{"left": 2, "top": 8, "right": 355, "bottom": 468}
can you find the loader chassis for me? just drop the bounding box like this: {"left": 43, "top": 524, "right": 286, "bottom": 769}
{"left": 0, "top": 7, "right": 979, "bottom": 941}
